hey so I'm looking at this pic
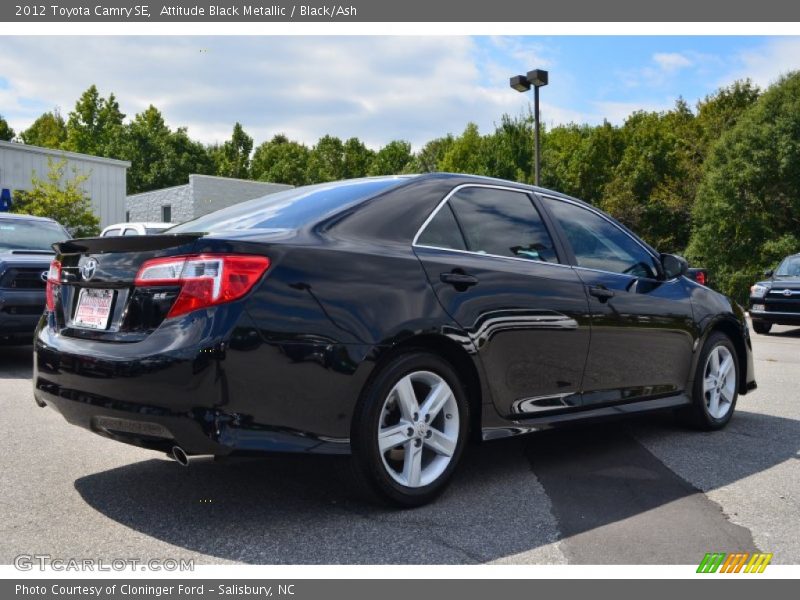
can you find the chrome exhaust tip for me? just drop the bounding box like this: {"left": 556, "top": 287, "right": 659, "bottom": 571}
{"left": 171, "top": 446, "right": 189, "bottom": 467}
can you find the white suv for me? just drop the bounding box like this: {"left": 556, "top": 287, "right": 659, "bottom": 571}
{"left": 100, "top": 222, "right": 172, "bottom": 237}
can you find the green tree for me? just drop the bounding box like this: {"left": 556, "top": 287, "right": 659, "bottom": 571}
{"left": 20, "top": 110, "right": 67, "bottom": 148}
{"left": 11, "top": 159, "right": 99, "bottom": 237}
{"left": 342, "top": 137, "right": 374, "bottom": 178}
{"left": 409, "top": 135, "right": 455, "bottom": 172}
{"left": 688, "top": 72, "right": 800, "bottom": 303}
{"left": 210, "top": 122, "right": 253, "bottom": 179}
{"left": 439, "top": 123, "right": 491, "bottom": 175}
{"left": 0, "top": 114, "right": 14, "bottom": 141}
{"left": 601, "top": 100, "right": 698, "bottom": 252}
{"left": 306, "top": 135, "right": 345, "bottom": 183}
{"left": 124, "top": 105, "right": 214, "bottom": 194}
{"left": 695, "top": 80, "right": 760, "bottom": 158}
{"left": 64, "top": 85, "right": 126, "bottom": 158}
{"left": 368, "top": 140, "right": 412, "bottom": 175}
{"left": 251, "top": 134, "right": 310, "bottom": 186}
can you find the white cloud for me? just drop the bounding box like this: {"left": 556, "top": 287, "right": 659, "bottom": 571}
{"left": 652, "top": 52, "right": 693, "bottom": 72}
{"left": 721, "top": 37, "right": 800, "bottom": 88}
{"left": 0, "top": 36, "right": 555, "bottom": 150}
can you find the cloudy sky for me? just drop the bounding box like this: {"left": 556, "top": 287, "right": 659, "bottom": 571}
{"left": 1, "top": 35, "right": 799, "bottom": 149}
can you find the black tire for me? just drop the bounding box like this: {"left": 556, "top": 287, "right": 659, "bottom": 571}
{"left": 752, "top": 320, "right": 772, "bottom": 335}
{"left": 348, "top": 351, "right": 470, "bottom": 507}
{"left": 680, "top": 331, "right": 740, "bottom": 430}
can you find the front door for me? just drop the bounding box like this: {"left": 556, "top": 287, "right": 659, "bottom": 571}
{"left": 541, "top": 195, "right": 696, "bottom": 406}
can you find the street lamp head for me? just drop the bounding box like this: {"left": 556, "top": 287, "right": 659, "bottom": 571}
{"left": 526, "top": 69, "right": 549, "bottom": 88}
{"left": 509, "top": 75, "right": 531, "bottom": 93}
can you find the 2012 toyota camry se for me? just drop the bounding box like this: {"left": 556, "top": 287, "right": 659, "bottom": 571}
{"left": 33, "top": 173, "right": 756, "bottom": 506}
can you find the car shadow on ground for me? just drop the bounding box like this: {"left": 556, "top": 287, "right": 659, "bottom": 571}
{"left": 73, "top": 409, "right": 800, "bottom": 564}
{"left": 0, "top": 345, "right": 33, "bottom": 379}
{"left": 768, "top": 326, "right": 800, "bottom": 338}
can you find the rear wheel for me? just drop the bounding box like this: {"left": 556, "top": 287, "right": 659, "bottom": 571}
{"left": 752, "top": 320, "right": 772, "bottom": 334}
{"left": 349, "top": 352, "right": 469, "bottom": 507}
{"left": 681, "top": 332, "right": 739, "bottom": 430}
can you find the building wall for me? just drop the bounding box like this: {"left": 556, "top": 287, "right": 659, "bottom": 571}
{"left": 125, "top": 175, "right": 293, "bottom": 225}
{"left": 189, "top": 175, "right": 293, "bottom": 218}
{"left": 0, "top": 140, "right": 130, "bottom": 228}
{"left": 125, "top": 184, "right": 193, "bottom": 223}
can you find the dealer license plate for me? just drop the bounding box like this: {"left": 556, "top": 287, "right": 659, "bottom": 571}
{"left": 73, "top": 288, "right": 115, "bottom": 329}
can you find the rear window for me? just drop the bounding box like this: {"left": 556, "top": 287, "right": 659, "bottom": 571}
{"left": 170, "top": 178, "right": 408, "bottom": 233}
{"left": 0, "top": 218, "right": 68, "bottom": 252}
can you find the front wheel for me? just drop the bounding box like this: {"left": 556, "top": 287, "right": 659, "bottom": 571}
{"left": 681, "top": 332, "right": 739, "bottom": 430}
{"left": 752, "top": 320, "right": 772, "bottom": 334}
{"left": 349, "top": 352, "right": 469, "bottom": 507}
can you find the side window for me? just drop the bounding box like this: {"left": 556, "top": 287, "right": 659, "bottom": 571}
{"left": 123, "top": 228, "right": 139, "bottom": 236}
{"left": 448, "top": 187, "right": 558, "bottom": 262}
{"left": 103, "top": 228, "right": 121, "bottom": 237}
{"left": 544, "top": 198, "right": 659, "bottom": 279}
{"left": 416, "top": 203, "right": 467, "bottom": 251}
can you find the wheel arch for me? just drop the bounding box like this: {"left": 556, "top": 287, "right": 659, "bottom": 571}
{"left": 368, "top": 334, "right": 484, "bottom": 442}
{"left": 704, "top": 316, "right": 750, "bottom": 395}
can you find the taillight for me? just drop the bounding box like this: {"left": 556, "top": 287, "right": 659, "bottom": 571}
{"left": 696, "top": 271, "right": 707, "bottom": 286}
{"left": 135, "top": 254, "right": 270, "bottom": 318}
{"left": 45, "top": 260, "right": 61, "bottom": 312}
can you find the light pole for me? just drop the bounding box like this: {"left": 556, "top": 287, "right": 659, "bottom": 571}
{"left": 510, "top": 69, "right": 548, "bottom": 186}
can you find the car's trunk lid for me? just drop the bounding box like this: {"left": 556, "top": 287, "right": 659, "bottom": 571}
{"left": 53, "top": 234, "right": 204, "bottom": 342}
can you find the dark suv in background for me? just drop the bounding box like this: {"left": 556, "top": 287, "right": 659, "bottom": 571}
{"left": 749, "top": 253, "right": 800, "bottom": 334}
{"left": 0, "top": 213, "right": 70, "bottom": 344}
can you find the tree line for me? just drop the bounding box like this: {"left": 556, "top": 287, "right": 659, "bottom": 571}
{"left": 2, "top": 73, "right": 799, "bottom": 303}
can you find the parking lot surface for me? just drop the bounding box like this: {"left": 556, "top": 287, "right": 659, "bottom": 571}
{"left": 1, "top": 322, "right": 798, "bottom": 564}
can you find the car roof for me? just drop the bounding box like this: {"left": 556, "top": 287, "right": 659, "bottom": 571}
{"left": 0, "top": 212, "right": 59, "bottom": 223}
{"left": 103, "top": 222, "right": 172, "bottom": 229}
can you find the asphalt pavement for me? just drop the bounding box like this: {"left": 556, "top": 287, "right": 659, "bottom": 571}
{"left": 1, "top": 322, "right": 798, "bottom": 565}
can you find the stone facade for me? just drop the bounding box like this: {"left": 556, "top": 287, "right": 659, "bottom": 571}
{"left": 125, "top": 175, "right": 293, "bottom": 224}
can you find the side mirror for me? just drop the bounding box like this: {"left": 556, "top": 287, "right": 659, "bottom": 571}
{"left": 764, "top": 268, "right": 774, "bottom": 278}
{"left": 661, "top": 253, "right": 688, "bottom": 279}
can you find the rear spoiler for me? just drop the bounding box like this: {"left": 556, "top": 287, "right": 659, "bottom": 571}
{"left": 53, "top": 233, "right": 204, "bottom": 255}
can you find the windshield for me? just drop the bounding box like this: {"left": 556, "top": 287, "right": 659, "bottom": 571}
{"left": 169, "top": 177, "right": 409, "bottom": 233}
{"left": 145, "top": 227, "right": 169, "bottom": 234}
{"left": 775, "top": 256, "right": 800, "bottom": 278}
{"left": 0, "top": 218, "right": 68, "bottom": 252}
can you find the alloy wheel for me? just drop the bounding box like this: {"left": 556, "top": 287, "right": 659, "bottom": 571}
{"left": 703, "top": 345, "right": 737, "bottom": 419}
{"left": 377, "top": 370, "right": 460, "bottom": 488}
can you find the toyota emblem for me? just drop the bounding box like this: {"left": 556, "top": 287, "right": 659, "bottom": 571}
{"left": 783, "top": 289, "right": 793, "bottom": 297}
{"left": 81, "top": 258, "right": 98, "bottom": 281}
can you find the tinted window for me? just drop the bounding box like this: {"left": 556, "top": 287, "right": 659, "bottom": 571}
{"left": 103, "top": 228, "right": 121, "bottom": 237}
{"left": 123, "top": 228, "right": 139, "bottom": 236}
{"left": 161, "top": 205, "right": 172, "bottom": 223}
{"left": 416, "top": 204, "right": 467, "bottom": 251}
{"left": 545, "top": 198, "right": 659, "bottom": 278}
{"left": 145, "top": 227, "right": 169, "bottom": 235}
{"left": 0, "top": 218, "right": 68, "bottom": 251}
{"left": 447, "top": 187, "right": 558, "bottom": 262}
{"left": 170, "top": 178, "right": 408, "bottom": 233}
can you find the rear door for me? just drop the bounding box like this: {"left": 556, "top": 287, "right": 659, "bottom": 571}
{"left": 540, "top": 195, "right": 696, "bottom": 407}
{"left": 413, "top": 184, "right": 591, "bottom": 418}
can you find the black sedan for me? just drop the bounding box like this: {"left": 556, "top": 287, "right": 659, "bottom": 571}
{"left": 33, "top": 174, "right": 756, "bottom": 506}
{"left": 749, "top": 253, "right": 800, "bottom": 334}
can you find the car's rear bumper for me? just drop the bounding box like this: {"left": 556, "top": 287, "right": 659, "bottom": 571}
{"left": 0, "top": 289, "right": 45, "bottom": 342}
{"left": 33, "top": 309, "right": 373, "bottom": 457}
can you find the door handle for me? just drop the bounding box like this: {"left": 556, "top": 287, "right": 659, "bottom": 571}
{"left": 440, "top": 272, "right": 478, "bottom": 288}
{"left": 588, "top": 285, "right": 615, "bottom": 302}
